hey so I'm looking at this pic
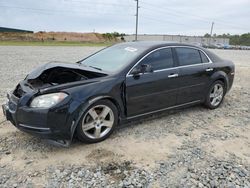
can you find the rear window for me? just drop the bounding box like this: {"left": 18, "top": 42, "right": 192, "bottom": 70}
{"left": 175, "top": 47, "right": 202, "bottom": 66}
{"left": 199, "top": 51, "right": 209, "bottom": 63}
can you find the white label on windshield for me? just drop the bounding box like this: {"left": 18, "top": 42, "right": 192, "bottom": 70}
{"left": 125, "top": 47, "right": 138, "bottom": 52}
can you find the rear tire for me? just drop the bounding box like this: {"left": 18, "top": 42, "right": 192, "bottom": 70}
{"left": 204, "top": 80, "right": 225, "bottom": 109}
{"left": 76, "top": 100, "right": 118, "bottom": 143}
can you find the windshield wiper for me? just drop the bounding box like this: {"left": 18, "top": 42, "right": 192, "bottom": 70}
{"left": 89, "top": 66, "right": 102, "bottom": 71}
{"left": 76, "top": 60, "right": 82, "bottom": 64}
{"left": 78, "top": 63, "right": 103, "bottom": 71}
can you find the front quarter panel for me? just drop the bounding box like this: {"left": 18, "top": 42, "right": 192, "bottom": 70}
{"left": 63, "top": 76, "right": 125, "bottom": 137}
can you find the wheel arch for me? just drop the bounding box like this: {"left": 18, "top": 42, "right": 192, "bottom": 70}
{"left": 88, "top": 95, "right": 123, "bottom": 118}
{"left": 210, "top": 71, "right": 229, "bottom": 91}
{"left": 70, "top": 95, "right": 123, "bottom": 140}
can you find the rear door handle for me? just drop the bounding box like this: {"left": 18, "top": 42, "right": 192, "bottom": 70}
{"left": 168, "top": 73, "right": 179, "bottom": 78}
{"left": 206, "top": 68, "right": 214, "bottom": 72}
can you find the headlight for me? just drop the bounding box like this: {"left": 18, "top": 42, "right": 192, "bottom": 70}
{"left": 30, "top": 92, "right": 68, "bottom": 108}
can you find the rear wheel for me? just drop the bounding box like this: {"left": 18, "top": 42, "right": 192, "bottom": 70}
{"left": 205, "top": 80, "right": 225, "bottom": 109}
{"left": 76, "top": 100, "right": 118, "bottom": 143}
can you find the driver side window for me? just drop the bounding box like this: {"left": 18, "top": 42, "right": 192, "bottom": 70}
{"left": 138, "top": 48, "right": 174, "bottom": 70}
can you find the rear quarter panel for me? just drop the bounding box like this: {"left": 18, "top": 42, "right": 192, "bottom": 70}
{"left": 209, "top": 59, "right": 235, "bottom": 92}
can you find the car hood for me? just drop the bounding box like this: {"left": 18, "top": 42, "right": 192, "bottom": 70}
{"left": 26, "top": 61, "right": 106, "bottom": 80}
{"left": 12, "top": 61, "right": 111, "bottom": 96}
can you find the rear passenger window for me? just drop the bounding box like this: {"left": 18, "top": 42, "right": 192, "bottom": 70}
{"left": 139, "top": 48, "right": 174, "bottom": 70}
{"left": 176, "top": 47, "right": 202, "bottom": 66}
{"left": 199, "top": 51, "right": 209, "bottom": 63}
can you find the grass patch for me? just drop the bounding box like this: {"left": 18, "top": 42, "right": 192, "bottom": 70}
{"left": 0, "top": 41, "right": 113, "bottom": 46}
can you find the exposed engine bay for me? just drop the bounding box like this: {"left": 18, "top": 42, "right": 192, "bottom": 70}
{"left": 13, "top": 63, "right": 108, "bottom": 98}
{"left": 27, "top": 67, "right": 106, "bottom": 89}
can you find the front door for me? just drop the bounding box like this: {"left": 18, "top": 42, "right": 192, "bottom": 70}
{"left": 125, "top": 47, "right": 180, "bottom": 117}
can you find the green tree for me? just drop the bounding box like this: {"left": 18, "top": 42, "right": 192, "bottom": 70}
{"left": 205, "top": 32, "right": 250, "bottom": 46}
{"left": 204, "top": 33, "right": 211, "bottom": 37}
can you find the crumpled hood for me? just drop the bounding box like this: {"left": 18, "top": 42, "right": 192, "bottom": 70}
{"left": 26, "top": 61, "right": 105, "bottom": 80}
{"left": 18, "top": 61, "right": 111, "bottom": 94}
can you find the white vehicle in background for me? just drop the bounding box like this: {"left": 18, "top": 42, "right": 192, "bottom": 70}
{"left": 202, "top": 43, "right": 209, "bottom": 48}
{"left": 190, "top": 42, "right": 202, "bottom": 47}
{"left": 215, "top": 43, "right": 224, "bottom": 49}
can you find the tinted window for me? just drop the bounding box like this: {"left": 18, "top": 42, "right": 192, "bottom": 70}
{"left": 199, "top": 51, "right": 209, "bottom": 63}
{"left": 176, "top": 48, "right": 202, "bottom": 66}
{"left": 139, "top": 48, "right": 174, "bottom": 70}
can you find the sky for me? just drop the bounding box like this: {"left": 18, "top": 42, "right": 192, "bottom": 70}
{"left": 0, "top": 0, "right": 249, "bottom": 36}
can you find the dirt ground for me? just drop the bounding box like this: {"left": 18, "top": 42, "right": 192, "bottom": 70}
{"left": 0, "top": 47, "right": 249, "bottom": 187}
{"left": 0, "top": 32, "right": 107, "bottom": 42}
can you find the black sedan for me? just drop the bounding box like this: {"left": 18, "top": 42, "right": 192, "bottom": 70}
{"left": 2, "top": 41, "right": 235, "bottom": 145}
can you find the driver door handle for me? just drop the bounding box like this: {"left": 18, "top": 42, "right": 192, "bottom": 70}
{"left": 168, "top": 73, "right": 179, "bottom": 78}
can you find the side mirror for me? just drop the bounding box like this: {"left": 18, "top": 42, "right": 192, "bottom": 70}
{"left": 131, "top": 64, "right": 153, "bottom": 76}
{"left": 130, "top": 67, "right": 141, "bottom": 75}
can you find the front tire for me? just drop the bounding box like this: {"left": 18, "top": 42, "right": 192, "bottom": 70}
{"left": 205, "top": 80, "right": 225, "bottom": 109}
{"left": 76, "top": 100, "right": 118, "bottom": 143}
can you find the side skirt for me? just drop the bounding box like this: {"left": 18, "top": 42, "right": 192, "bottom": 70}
{"left": 126, "top": 100, "right": 201, "bottom": 120}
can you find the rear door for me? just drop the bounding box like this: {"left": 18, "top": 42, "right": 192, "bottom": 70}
{"left": 126, "top": 47, "right": 180, "bottom": 117}
{"left": 174, "top": 47, "right": 210, "bottom": 104}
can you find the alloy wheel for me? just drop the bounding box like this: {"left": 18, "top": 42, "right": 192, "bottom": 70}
{"left": 82, "top": 105, "right": 114, "bottom": 139}
{"left": 209, "top": 83, "right": 224, "bottom": 106}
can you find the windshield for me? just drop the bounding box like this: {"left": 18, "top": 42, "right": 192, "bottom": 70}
{"left": 80, "top": 44, "right": 143, "bottom": 73}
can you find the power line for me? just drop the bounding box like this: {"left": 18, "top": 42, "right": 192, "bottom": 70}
{"left": 63, "top": 0, "right": 134, "bottom": 8}
{"left": 0, "top": 5, "right": 133, "bottom": 17}
{"left": 141, "top": 2, "right": 211, "bottom": 22}
{"left": 141, "top": 7, "right": 209, "bottom": 25}
{"left": 142, "top": 15, "right": 190, "bottom": 27}
{"left": 140, "top": 1, "right": 250, "bottom": 31}
{"left": 1, "top": 1, "right": 248, "bottom": 34}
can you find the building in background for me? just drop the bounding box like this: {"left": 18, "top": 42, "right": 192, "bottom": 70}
{"left": 123, "top": 34, "right": 229, "bottom": 46}
{"left": 0, "top": 27, "right": 33, "bottom": 33}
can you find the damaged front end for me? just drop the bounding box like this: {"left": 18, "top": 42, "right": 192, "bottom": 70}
{"left": 14, "top": 62, "right": 108, "bottom": 96}
{"left": 25, "top": 62, "right": 107, "bottom": 90}
{"left": 3, "top": 62, "right": 108, "bottom": 146}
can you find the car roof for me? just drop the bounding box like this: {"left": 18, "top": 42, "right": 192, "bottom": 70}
{"left": 115, "top": 41, "right": 200, "bottom": 50}
{"left": 114, "top": 41, "right": 222, "bottom": 63}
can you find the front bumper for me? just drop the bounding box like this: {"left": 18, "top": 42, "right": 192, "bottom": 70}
{"left": 2, "top": 92, "right": 78, "bottom": 141}
{"left": 2, "top": 103, "right": 12, "bottom": 123}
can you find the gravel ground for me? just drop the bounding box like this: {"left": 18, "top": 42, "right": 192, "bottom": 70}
{"left": 0, "top": 46, "right": 249, "bottom": 187}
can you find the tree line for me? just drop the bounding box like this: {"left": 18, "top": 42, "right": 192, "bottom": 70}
{"left": 204, "top": 33, "right": 250, "bottom": 46}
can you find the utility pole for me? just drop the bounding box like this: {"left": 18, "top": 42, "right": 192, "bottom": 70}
{"left": 210, "top": 22, "right": 214, "bottom": 37}
{"left": 209, "top": 22, "right": 214, "bottom": 45}
{"left": 135, "top": 0, "right": 139, "bottom": 41}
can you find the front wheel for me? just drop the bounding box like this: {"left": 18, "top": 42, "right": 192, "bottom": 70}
{"left": 76, "top": 100, "right": 118, "bottom": 143}
{"left": 204, "top": 80, "right": 225, "bottom": 109}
